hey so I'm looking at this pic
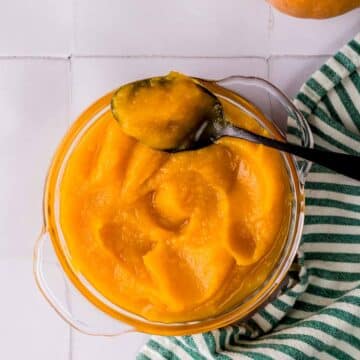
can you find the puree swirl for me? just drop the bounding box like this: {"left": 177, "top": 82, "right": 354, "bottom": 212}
{"left": 60, "top": 97, "right": 291, "bottom": 322}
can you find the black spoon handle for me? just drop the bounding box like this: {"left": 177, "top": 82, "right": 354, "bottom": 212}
{"left": 222, "top": 126, "right": 360, "bottom": 181}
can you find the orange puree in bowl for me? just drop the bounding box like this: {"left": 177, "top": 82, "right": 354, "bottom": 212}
{"left": 60, "top": 92, "right": 291, "bottom": 322}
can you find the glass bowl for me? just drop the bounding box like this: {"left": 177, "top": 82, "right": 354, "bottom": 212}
{"left": 33, "top": 75, "right": 313, "bottom": 336}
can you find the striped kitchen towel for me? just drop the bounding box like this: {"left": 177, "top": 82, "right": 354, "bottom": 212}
{"left": 138, "top": 33, "right": 360, "bottom": 360}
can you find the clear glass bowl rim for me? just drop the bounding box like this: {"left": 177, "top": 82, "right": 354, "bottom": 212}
{"left": 34, "top": 75, "right": 311, "bottom": 336}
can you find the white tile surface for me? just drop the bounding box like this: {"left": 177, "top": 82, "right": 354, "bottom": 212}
{"left": 0, "top": 60, "right": 69, "bottom": 259}
{"left": 0, "top": 0, "right": 72, "bottom": 56}
{"left": 0, "top": 259, "right": 70, "bottom": 359}
{"left": 269, "top": 55, "right": 329, "bottom": 98}
{"left": 74, "top": 0, "right": 270, "bottom": 56}
{"left": 268, "top": 55, "right": 330, "bottom": 127}
{"left": 72, "top": 331, "right": 149, "bottom": 360}
{"left": 270, "top": 7, "right": 360, "bottom": 56}
{"left": 65, "top": 276, "right": 149, "bottom": 359}
{"left": 71, "top": 57, "right": 268, "bottom": 118}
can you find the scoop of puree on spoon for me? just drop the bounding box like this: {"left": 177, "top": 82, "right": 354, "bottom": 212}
{"left": 111, "top": 72, "right": 360, "bottom": 181}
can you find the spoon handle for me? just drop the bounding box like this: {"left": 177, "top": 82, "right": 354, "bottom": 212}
{"left": 223, "top": 126, "right": 360, "bottom": 181}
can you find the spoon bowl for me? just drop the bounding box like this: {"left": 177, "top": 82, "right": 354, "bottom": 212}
{"left": 111, "top": 72, "right": 223, "bottom": 151}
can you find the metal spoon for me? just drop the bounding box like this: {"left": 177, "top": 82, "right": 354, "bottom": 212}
{"left": 112, "top": 76, "right": 360, "bottom": 181}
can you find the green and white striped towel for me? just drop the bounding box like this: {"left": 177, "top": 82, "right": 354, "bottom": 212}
{"left": 138, "top": 33, "right": 360, "bottom": 360}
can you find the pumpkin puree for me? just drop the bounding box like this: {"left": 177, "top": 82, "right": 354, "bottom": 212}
{"left": 111, "top": 72, "right": 219, "bottom": 150}
{"left": 60, "top": 83, "right": 291, "bottom": 322}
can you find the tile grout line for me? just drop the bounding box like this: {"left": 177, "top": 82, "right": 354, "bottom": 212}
{"left": 267, "top": 0, "right": 276, "bottom": 128}
{"left": 268, "top": 3, "right": 274, "bottom": 56}
{"left": 71, "top": 54, "right": 268, "bottom": 59}
{"left": 268, "top": 54, "right": 332, "bottom": 59}
{"left": 71, "top": 54, "right": 333, "bottom": 59}
{"left": 265, "top": 54, "right": 276, "bottom": 122}
{"left": 69, "top": 56, "right": 73, "bottom": 127}
{"left": 265, "top": 0, "right": 271, "bottom": 80}
{"left": 0, "top": 55, "right": 70, "bottom": 60}
{"left": 63, "top": 266, "right": 73, "bottom": 360}
{"left": 71, "top": 0, "right": 77, "bottom": 60}
{"left": 69, "top": 326, "right": 73, "bottom": 360}
{"left": 267, "top": 3, "right": 273, "bottom": 57}
{"left": 0, "top": 54, "right": 333, "bottom": 60}
{"left": 68, "top": 0, "right": 75, "bottom": 348}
